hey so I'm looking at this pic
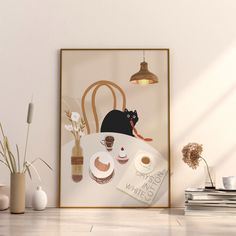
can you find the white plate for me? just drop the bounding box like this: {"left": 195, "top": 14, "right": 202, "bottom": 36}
{"left": 134, "top": 151, "right": 157, "bottom": 174}
{"left": 89, "top": 151, "right": 114, "bottom": 178}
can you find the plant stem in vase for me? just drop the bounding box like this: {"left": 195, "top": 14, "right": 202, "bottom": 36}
{"left": 201, "top": 157, "right": 215, "bottom": 189}
{"left": 182, "top": 143, "right": 215, "bottom": 190}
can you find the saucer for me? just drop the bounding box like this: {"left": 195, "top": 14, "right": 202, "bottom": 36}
{"left": 134, "top": 151, "right": 157, "bottom": 174}
{"left": 116, "top": 156, "right": 129, "bottom": 164}
{"left": 217, "top": 188, "right": 236, "bottom": 192}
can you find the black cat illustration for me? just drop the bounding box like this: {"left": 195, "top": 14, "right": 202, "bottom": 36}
{"left": 100, "top": 109, "right": 138, "bottom": 137}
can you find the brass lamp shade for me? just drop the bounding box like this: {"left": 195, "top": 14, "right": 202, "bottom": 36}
{"left": 130, "top": 61, "right": 158, "bottom": 85}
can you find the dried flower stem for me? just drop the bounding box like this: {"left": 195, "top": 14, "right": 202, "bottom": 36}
{"left": 23, "top": 123, "right": 30, "bottom": 169}
{"left": 0, "top": 100, "right": 52, "bottom": 179}
{"left": 200, "top": 157, "right": 214, "bottom": 188}
{"left": 182, "top": 142, "right": 215, "bottom": 188}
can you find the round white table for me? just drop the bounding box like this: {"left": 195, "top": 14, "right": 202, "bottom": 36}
{"left": 61, "top": 132, "right": 168, "bottom": 207}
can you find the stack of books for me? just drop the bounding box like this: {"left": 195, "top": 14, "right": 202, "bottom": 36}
{"left": 185, "top": 188, "right": 236, "bottom": 216}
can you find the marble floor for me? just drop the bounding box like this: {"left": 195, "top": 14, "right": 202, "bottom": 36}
{"left": 0, "top": 208, "right": 236, "bottom": 235}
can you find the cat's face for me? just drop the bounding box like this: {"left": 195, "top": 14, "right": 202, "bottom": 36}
{"left": 124, "top": 109, "right": 139, "bottom": 125}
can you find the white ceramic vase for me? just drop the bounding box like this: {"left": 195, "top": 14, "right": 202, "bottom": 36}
{"left": 32, "top": 186, "right": 47, "bottom": 211}
{"left": 0, "top": 194, "right": 9, "bottom": 210}
{"left": 0, "top": 185, "right": 9, "bottom": 211}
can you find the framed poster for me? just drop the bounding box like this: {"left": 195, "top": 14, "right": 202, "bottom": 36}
{"left": 59, "top": 49, "right": 170, "bottom": 207}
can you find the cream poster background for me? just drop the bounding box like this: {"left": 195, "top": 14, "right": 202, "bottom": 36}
{"left": 60, "top": 49, "right": 170, "bottom": 207}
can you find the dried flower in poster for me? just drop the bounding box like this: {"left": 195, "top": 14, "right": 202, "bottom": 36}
{"left": 64, "top": 111, "right": 86, "bottom": 141}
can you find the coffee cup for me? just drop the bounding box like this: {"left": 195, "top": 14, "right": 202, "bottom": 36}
{"left": 140, "top": 156, "right": 151, "bottom": 168}
{"left": 101, "top": 136, "right": 114, "bottom": 152}
{"left": 222, "top": 176, "right": 236, "bottom": 190}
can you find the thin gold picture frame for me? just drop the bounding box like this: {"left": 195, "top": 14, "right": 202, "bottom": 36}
{"left": 59, "top": 48, "right": 171, "bottom": 208}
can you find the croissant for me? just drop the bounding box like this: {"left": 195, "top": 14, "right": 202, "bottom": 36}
{"left": 94, "top": 157, "right": 110, "bottom": 172}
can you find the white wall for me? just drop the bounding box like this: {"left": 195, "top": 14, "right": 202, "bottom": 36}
{"left": 0, "top": 0, "right": 236, "bottom": 207}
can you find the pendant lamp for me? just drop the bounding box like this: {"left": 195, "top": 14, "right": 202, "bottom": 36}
{"left": 130, "top": 51, "right": 158, "bottom": 85}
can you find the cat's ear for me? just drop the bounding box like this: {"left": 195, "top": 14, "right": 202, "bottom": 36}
{"left": 124, "top": 108, "right": 128, "bottom": 113}
{"left": 134, "top": 110, "right": 137, "bottom": 114}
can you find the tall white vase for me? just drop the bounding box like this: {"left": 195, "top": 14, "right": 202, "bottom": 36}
{"left": 32, "top": 186, "right": 47, "bottom": 211}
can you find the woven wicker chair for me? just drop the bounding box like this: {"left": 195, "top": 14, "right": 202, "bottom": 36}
{"left": 81, "top": 80, "right": 126, "bottom": 134}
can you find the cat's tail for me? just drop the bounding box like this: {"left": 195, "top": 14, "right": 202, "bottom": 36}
{"left": 130, "top": 120, "right": 153, "bottom": 142}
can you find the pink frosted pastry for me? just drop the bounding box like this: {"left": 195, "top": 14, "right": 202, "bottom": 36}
{"left": 116, "top": 147, "right": 129, "bottom": 164}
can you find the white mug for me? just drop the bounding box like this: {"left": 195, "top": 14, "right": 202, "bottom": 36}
{"left": 222, "top": 176, "right": 236, "bottom": 190}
